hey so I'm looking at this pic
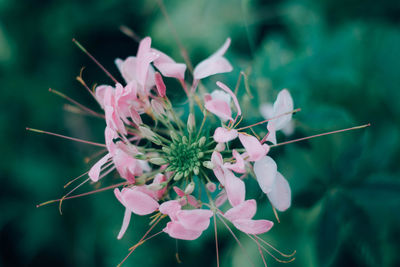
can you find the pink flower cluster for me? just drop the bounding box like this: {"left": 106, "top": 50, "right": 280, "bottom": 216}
{"left": 82, "top": 36, "right": 294, "bottom": 244}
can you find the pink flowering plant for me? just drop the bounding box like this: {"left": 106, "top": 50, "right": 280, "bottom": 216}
{"left": 31, "top": 34, "right": 370, "bottom": 266}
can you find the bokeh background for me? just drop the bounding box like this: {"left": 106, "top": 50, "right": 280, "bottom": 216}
{"left": 1, "top": 0, "right": 400, "bottom": 266}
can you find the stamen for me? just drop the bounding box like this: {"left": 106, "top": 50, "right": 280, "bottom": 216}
{"left": 236, "top": 108, "right": 301, "bottom": 131}
{"left": 26, "top": 127, "right": 106, "bottom": 147}
{"left": 213, "top": 213, "right": 220, "bottom": 267}
{"left": 247, "top": 235, "right": 296, "bottom": 263}
{"left": 59, "top": 178, "right": 90, "bottom": 215}
{"left": 217, "top": 214, "right": 256, "bottom": 267}
{"left": 72, "top": 38, "right": 119, "bottom": 84}
{"left": 49, "top": 88, "right": 104, "bottom": 118}
{"left": 255, "top": 236, "right": 296, "bottom": 258}
{"left": 64, "top": 170, "right": 89, "bottom": 188}
{"left": 270, "top": 123, "right": 371, "bottom": 148}
{"left": 254, "top": 235, "right": 268, "bottom": 267}
{"left": 272, "top": 207, "right": 280, "bottom": 223}
{"left": 36, "top": 181, "right": 129, "bottom": 208}
{"left": 76, "top": 67, "right": 99, "bottom": 101}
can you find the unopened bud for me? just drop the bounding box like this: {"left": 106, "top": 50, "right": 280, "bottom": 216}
{"left": 182, "top": 136, "right": 188, "bottom": 144}
{"left": 139, "top": 126, "right": 162, "bottom": 145}
{"left": 149, "top": 157, "right": 168, "bottom": 165}
{"left": 184, "top": 182, "right": 195, "bottom": 195}
{"left": 134, "top": 154, "right": 147, "bottom": 160}
{"left": 170, "top": 131, "right": 179, "bottom": 142}
{"left": 162, "top": 146, "right": 171, "bottom": 154}
{"left": 202, "top": 161, "right": 214, "bottom": 169}
{"left": 151, "top": 99, "right": 167, "bottom": 117}
{"left": 174, "top": 172, "right": 183, "bottom": 181}
{"left": 147, "top": 183, "right": 164, "bottom": 191}
{"left": 215, "top": 143, "right": 226, "bottom": 152}
{"left": 198, "top": 136, "right": 207, "bottom": 146}
{"left": 206, "top": 182, "right": 217, "bottom": 192}
{"left": 193, "top": 166, "right": 200, "bottom": 175}
{"left": 187, "top": 113, "right": 195, "bottom": 133}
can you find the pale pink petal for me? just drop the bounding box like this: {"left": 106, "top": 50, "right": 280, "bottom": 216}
{"left": 176, "top": 209, "right": 213, "bottom": 231}
{"left": 213, "top": 127, "right": 238, "bottom": 143}
{"left": 224, "top": 149, "right": 246, "bottom": 173}
{"left": 105, "top": 127, "right": 117, "bottom": 155}
{"left": 89, "top": 153, "right": 112, "bottom": 182}
{"left": 239, "top": 133, "right": 268, "bottom": 161}
{"left": 266, "top": 122, "right": 277, "bottom": 145}
{"left": 267, "top": 172, "right": 291, "bottom": 212}
{"left": 254, "top": 156, "right": 278, "bottom": 194}
{"left": 271, "top": 89, "right": 294, "bottom": 131}
{"left": 187, "top": 195, "right": 200, "bottom": 208}
{"left": 163, "top": 221, "right": 203, "bottom": 240}
{"left": 211, "top": 151, "right": 225, "bottom": 185}
{"left": 129, "top": 106, "right": 143, "bottom": 126}
{"left": 152, "top": 174, "right": 167, "bottom": 200}
{"left": 224, "top": 169, "right": 245, "bottom": 207}
{"left": 117, "top": 208, "right": 132, "bottom": 240}
{"left": 152, "top": 49, "right": 186, "bottom": 80}
{"left": 216, "top": 81, "right": 241, "bottom": 116}
{"left": 115, "top": 57, "right": 137, "bottom": 84}
{"left": 206, "top": 182, "right": 217, "bottom": 192}
{"left": 95, "top": 85, "right": 112, "bottom": 108}
{"left": 115, "top": 188, "right": 159, "bottom": 215}
{"left": 232, "top": 219, "right": 274, "bottom": 235}
{"left": 205, "top": 99, "right": 232, "bottom": 122}
{"left": 193, "top": 38, "right": 232, "bottom": 80}
{"left": 154, "top": 72, "right": 166, "bottom": 97}
{"left": 173, "top": 186, "right": 185, "bottom": 197}
{"left": 159, "top": 200, "right": 181, "bottom": 220}
{"left": 224, "top": 199, "right": 257, "bottom": 221}
{"left": 215, "top": 190, "right": 228, "bottom": 207}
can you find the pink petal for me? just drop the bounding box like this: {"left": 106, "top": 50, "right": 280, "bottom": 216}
{"left": 193, "top": 38, "right": 232, "bottom": 80}
{"left": 187, "top": 195, "right": 200, "bottom": 208}
{"left": 152, "top": 174, "right": 167, "bottom": 200}
{"left": 163, "top": 221, "right": 203, "bottom": 240}
{"left": 176, "top": 209, "right": 213, "bottom": 231}
{"left": 154, "top": 72, "right": 166, "bottom": 97}
{"left": 224, "top": 169, "right": 245, "bottom": 207}
{"left": 271, "top": 89, "right": 294, "bottom": 131}
{"left": 159, "top": 200, "right": 181, "bottom": 220}
{"left": 238, "top": 133, "right": 268, "bottom": 161}
{"left": 152, "top": 49, "right": 186, "bottom": 80}
{"left": 104, "top": 127, "right": 117, "bottom": 155}
{"left": 216, "top": 81, "right": 241, "bottom": 116}
{"left": 232, "top": 219, "right": 274, "bottom": 235}
{"left": 224, "top": 199, "right": 257, "bottom": 221}
{"left": 115, "top": 188, "right": 159, "bottom": 215}
{"left": 254, "top": 156, "right": 277, "bottom": 194}
{"left": 211, "top": 151, "right": 225, "bottom": 185}
{"left": 117, "top": 208, "right": 132, "bottom": 240}
{"left": 213, "top": 127, "right": 238, "bottom": 143}
{"left": 205, "top": 99, "right": 232, "bottom": 122}
{"left": 266, "top": 122, "right": 277, "bottom": 145}
{"left": 224, "top": 149, "right": 246, "bottom": 173}
{"left": 215, "top": 190, "right": 228, "bottom": 207}
{"left": 95, "top": 85, "right": 112, "bottom": 108}
{"left": 267, "top": 172, "right": 291, "bottom": 212}
{"left": 88, "top": 153, "right": 112, "bottom": 182}
{"left": 173, "top": 186, "right": 185, "bottom": 197}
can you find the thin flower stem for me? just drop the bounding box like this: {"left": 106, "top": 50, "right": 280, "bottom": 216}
{"left": 213, "top": 213, "right": 220, "bottom": 267}
{"left": 270, "top": 123, "right": 371, "bottom": 148}
{"left": 196, "top": 111, "right": 208, "bottom": 141}
{"left": 119, "top": 25, "right": 141, "bottom": 42}
{"left": 49, "top": 88, "right": 104, "bottom": 118}
{"left": 64, "top": 170, "right": 89, "bottom": 188}
{"left": 72, "top": 38, "right": 119, "bottom": 85}
{"left": 236, "top": 108, "right": 301, "bottom": 131}
{"left": 36, "top": 181, "right": 129, "bottom": 208}
{"left": 254, "top": 235, "right": 268, "bottom": 267}
{"left": 26, "top": 127, "right": 106, "bottom": 147}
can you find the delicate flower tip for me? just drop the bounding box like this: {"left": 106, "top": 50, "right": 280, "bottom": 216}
{"left": 213, "top": 127, "right": 238, "bottom": 143}
{"left": 206, "top": 182, "right": 217, "bottom": 192}
{"left": 215, "top": 142, "right": 226, "bottom": 152}
{"left": 155, "top": 72, "right": 166, "bottom": 97}
{"left": 187, "top": 113, "right": 195, "bottom": 133}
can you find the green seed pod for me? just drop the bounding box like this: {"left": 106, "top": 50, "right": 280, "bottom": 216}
{"left": 149, "top": 157, "right": 168, "bottom": 165}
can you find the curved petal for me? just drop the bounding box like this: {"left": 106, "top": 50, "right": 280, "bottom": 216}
{"left": 224, "top": 149, "right": 246, "bottom": 173}
{"left": 232, "top": 219, "right": 274, "bottom": 235}
{"left": 88, "top": 153, "right": 112, "bottom": 182}
{"left": 272, "top": 89, "right": 293, "bottom": 131}
{"left": 154, "top": 72, "right": 166, "bottom": 97}
{"left": 224, "top": 199, "right": 257, "bottom": 221}
{"left": 176, "top": 209, "right": 213, "bottom": 231}
{"left": 224, "top": 169, "right": 245, "bottom": 207}
{"left": 205, "top": 99, "right": 232, "bottom": 122}
{"left": 267, "top": 172, "right": 291, "bottom": 212}
{"left": 238, "top": 133, "right": 268, "bottom": 161}
{"left": 216, "top": 81, "right": 241, "bottom": 116}
{"left": 159, "top": 200, "right": 181, "bottom": 220}
{"left": 163, "top": 221, "right": 203, "bottom": 240}
{"left": 117, "top": 208, "right": 132, "bottom": 240}
{"left": 116, "top": 188, "right": 159, "bottom": 215}
{"left": 213, "top": 127, "right": 238, "bottom": 143}
{"left": 254, "top": 156, "right": 277, "bottom": 194}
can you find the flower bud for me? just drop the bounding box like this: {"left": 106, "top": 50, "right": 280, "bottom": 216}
{"left": 187, "top": 113, "right": 195, "bottom": 133}
{"left": 139, "top": 126, "right": 162, "bottom": 145}
{"left": 198, "top": 136, "right": 207, "bottom": 146}
{"left": 215, "top": 143, "right": 226, "bottom": 152}
{"left": 147, "top": 183, "right": 164, "bottom": 191}
{"left": 184, "top": 182, "right": 195, "bottom": 195}
{"left": 173, "top": 172, "right": 183, "bottom": 181}
{"left": 149, "top": 157, "right": 168, "bottom": 165}
{"left": 151, "top": 99, "right": 166, "bottom": 117}
{"left": 202, "top": 161, "right": 214, "bottom": 169}
{"left": 206, "top": 182, "right": 217, "bottom": 192}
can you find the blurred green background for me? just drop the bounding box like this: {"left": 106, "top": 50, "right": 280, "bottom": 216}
{"left": 1, "top": 0, "right": 400, "bottom": 266}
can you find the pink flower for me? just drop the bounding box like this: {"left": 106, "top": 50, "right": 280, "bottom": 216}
{"left": 224, "top": 199, "right": 274, "bottom": 235}
{"left": 160, "top": 200, "right": 213, "bottom": 240}
{"left": 193, "top": 38, "right": 233, "bottom": 80}
{"left": 114, "top": 187, "right": 160, "bottom": 239}
{"left": 224, "top": 149, "right": 246, "bottom": 173}
{"left": 173, "top": 186, "right": 199, "bottom": 208}
{"left": 254, "top": 156, "right": 291, "bottom": 212}
{"left": 238, "top": 133, "right": 270, "bottom": 161}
